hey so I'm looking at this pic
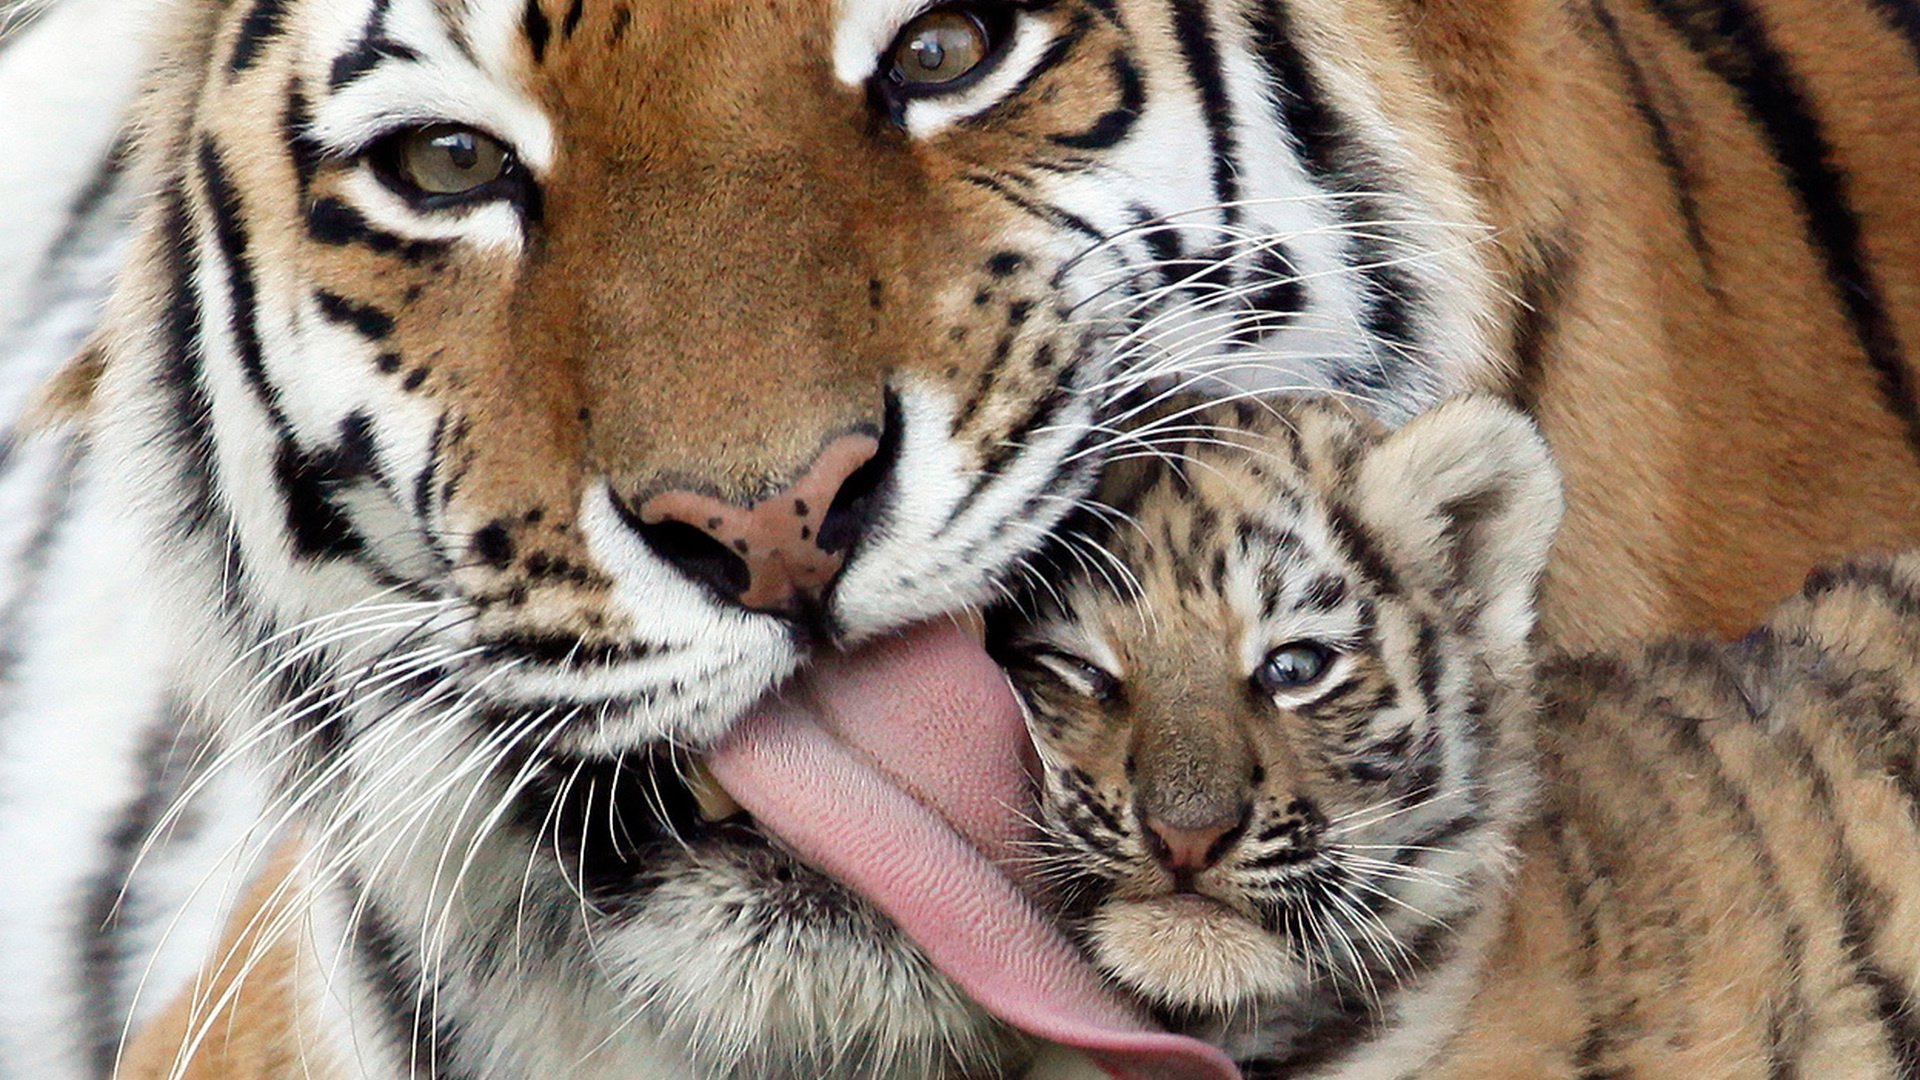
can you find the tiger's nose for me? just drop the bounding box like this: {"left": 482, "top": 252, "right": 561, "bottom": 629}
{"left": 1142, "top": 809, "right": 1247, "bottom": 874}
{"left": 632, "top": 433, "right": 885, "bottom": 613}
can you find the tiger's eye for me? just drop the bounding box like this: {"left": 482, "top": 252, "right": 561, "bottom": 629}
{"left": 1256, "top": 642, "right": 1333, "bottom": 694}
{"left": 890, "top": 9, "right": 991, "bottom": 86}
{"left": 395, "top": 124, "right": 509, "bottom": 196}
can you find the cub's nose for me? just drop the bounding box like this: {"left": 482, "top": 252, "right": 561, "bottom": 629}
{"left": 1142, "top": 808, "right": 1248, "bottom": 875}
{"left": 631, "top": 433, "right": 886, "bottom": 613}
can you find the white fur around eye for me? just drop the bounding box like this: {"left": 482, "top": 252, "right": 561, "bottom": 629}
{"left": 833, "top": 0, "right": 933, "bottom": 83}
{"left": 1034, "top": 650, "right": 1117, "bottom": 698}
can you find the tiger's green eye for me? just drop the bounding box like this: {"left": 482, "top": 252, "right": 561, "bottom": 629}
{"left": 390, "top": 124, "right": 510, "bottom": 197}
{"left": 1256, "top": 642, "right": 1333, "bottom": 695}
{"left": 890, "top": 8, "right": 992, "bottom": 86}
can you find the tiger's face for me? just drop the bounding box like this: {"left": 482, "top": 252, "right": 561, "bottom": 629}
{"left": 98, "top": 0, "right": 1492, "bottom": 1073}
{"left": 994, "top": 398, "right": 1559, "bottom": 1049}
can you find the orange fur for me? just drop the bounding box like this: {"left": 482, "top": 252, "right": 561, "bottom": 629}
{"left": 121, "top": 844, "right": 336, "bottom": 1080}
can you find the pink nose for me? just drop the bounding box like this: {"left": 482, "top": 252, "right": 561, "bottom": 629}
{"left": 1142, "top": 814, "right": 1242, "bottom": 874}
{"left": 638, "top": 434, "right": 880, "bottom": 613}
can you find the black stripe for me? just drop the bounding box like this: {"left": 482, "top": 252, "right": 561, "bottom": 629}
{"left": 228, "top": 0, "right": 290, "bottom": 75}
{"left": 1865, "top": 0, "right": 1920, "bottom": 72}
{"left": 1764, "top": 706, "right": 1920, "bottom": 1079}
{"left": 1542, "top": 812, "right": 1614, "bottom": 1078}
{"left": 415, "top": 413, "right": 448, "bottom": 527}
{"left": 1508, "top": 229, "right": 1577, "bottom": 412}
{"left": 1052, "top": 49, "right": 1144, "bottom": 150}
{"left": 1412, "top": 617, "right": 1442, "bottom": 716}
{"left": 522, "top": 0, "right": 551, "bottom": 63}
{"left": 329, "top": 34, "right": 420, "bottom": 89}
{"left": 328, "top": 0, "right": 421, "bottom": 91}
{"left": 1247, "top": 0, "right": 1422, "bottom": 376}
{"left": 316, "top": 289, "right": 397, "bottom": 340}
{"left": 197, "top": 140, "right": 293, "bottom": 430}
{"left": 1588, "top": 0, "right": 1718, "bottom": 293}
{"left": 994, "top": 11, "right": 1088, "bottom": 116}
{"left": 962, "top": 172, "right": 1106, "bottom": 243}
{"left": 353, "top": 893, "right": 474, "bottom": 1080}
{"left": 26, "top": 134, "right": 130, "bottom": 290}
{"left": 154, "top": 189, "right": 223, "bottom": 538}
{"left": 284, "top": 81, "right": 326, "bottom": 195}
{"left": 79, "top": 707, "right": 197, "bottom": 1076}
{"left": 1644, "top": 0, "right": 1920, "bottom": 456}
{"left": 1766, "top": 997, "right": 1802, "bottom": 1080}
{"left": 1168, "top": 0, "right": 1241, "bottom": 220}
{"left": 1322, "top": 501, "right": 1401, "bottom": 598}
{"left": 306, "top": 198, "right": 449, "bottom": 262}
{"left": 945, "top": 382, "right": 1077, "bottom": 534}
{"left": 0, "top": 447, "right": 81, "bottom": 730}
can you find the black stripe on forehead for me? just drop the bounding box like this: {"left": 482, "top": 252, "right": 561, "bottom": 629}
{"left": 331, "top": 0, "right": 424, "bottom": 90}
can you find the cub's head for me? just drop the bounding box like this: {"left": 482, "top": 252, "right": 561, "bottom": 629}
{"left": 90, "top": 0, "right": 1491, "bottom": 1073}
{"left": 994, "top": 397, "right": 1560, "bottom": 1030}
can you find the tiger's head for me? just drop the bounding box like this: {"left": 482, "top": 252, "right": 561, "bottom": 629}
{"left": 90, "top": 0, "right": 1494, "bottom": 1075}
{"left": 992, "top": 397, "right": 1559, "bottom": 1053}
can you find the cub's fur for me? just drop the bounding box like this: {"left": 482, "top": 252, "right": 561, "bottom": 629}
{"left": 998, "top": 397, "right": 1920, "bottom": 1076}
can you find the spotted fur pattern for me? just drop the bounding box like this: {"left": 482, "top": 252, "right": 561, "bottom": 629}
{"left": 1002, "top": 396, "right": 1920, "bottom": 1077}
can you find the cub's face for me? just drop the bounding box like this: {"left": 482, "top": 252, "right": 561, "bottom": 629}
{"left": 105, "top": 0, "right": 1489, "bottom": 1072}
{"left": 994, "top": 399, "right": 1560, "bottom": 1024}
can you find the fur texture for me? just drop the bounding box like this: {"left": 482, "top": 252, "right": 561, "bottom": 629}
{"left": 0, "top": 0, "right": 1917, "bottom": 1076}
{"left": 1002, "top": 396, "right": 1920, "bottom": 1077}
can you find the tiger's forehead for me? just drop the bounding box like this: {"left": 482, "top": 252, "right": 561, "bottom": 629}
{"left": 299, "top": 0, "right": 875, "bottom": 99}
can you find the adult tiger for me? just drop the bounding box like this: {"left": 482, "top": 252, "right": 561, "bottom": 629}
{"left": 0, "top": 1, "right": 1916, "bottom": 1079}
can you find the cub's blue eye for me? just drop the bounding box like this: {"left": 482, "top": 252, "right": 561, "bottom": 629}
{"left": 1256, "top": 642, "right": 1333, "bottom": 694}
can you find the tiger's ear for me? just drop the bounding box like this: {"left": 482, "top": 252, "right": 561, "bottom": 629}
{"left": 22, "top": 331, "right": 108, "bottom": 433}
{"left": 1352, "top": 396, "right": 1563, "bottom": 655}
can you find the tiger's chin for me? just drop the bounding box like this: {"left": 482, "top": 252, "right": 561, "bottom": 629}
{"left": 501, "top": 751, "right": 1027, "bottom": 1080}
{"left": 1086, "top": 896, "right": 1307, "bottom": 1016}
{"left": 597, "top": 840, "right": 1026, "bottom": 1080}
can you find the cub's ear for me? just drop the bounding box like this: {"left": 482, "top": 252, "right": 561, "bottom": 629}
{"left": 1352, "top": 396, "right": 1563, "bottom": 654}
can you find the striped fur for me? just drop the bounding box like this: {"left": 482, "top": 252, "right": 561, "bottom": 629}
{"left": 1002, "top": 396, "right": 1920, "bottom": 1078}
{"left": 0, "top": 0, "right": 1917, "bottom": 1076}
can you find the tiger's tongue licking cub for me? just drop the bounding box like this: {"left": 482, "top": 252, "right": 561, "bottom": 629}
{"left": 708, "top": 624, "right": 1241, "bottom": 1080}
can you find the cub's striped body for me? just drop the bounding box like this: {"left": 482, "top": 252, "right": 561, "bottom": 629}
{"left": 1002, "top": 397, "right": 1920, "bottom": 1077}
{"left": 0, "top": 0, "right": 1918, "bottom": 1076}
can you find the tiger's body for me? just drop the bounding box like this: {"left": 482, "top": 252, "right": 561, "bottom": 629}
{"left": 1000, "top": 396, "right": 1920, "bottom": 1078}
{"left": 0, "top": 0, "right": 1919, "bottom": 1076}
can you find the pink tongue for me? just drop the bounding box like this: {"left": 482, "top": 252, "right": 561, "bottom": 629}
{"left": 707, "top": 623, "right": 1240, "bottom": 1080}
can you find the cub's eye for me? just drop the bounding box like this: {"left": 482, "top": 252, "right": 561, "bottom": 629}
{"left": 370, "top": 124, "right": 515, "bottom": 203}
{"left": 1256, "top": 642, "right": 1334, "bottom": 695}
{"left": 1031, "top": 649, "right": 1121, "bottom": 703}
{"left": 884, "top": 6, "right": 1006, "bottom": 91}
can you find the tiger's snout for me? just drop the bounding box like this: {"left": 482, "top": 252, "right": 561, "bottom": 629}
{"left": 623, "top": 431, "right": 888, "bottom": 614}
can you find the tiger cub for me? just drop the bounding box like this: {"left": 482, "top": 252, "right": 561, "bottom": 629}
{"left": 992, "top": 396, "right": 1920, "bottom": 1078}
